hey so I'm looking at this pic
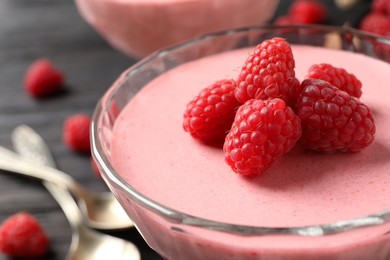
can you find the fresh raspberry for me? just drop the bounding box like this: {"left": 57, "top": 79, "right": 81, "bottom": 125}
{"left": 296, "top": 79, "right": 375, "bottom": 153}
{"left": 63, "top": 113, "right": 91, "bottom": 153}
{"left": 23, "top": 58, "right": 64, "bottom": 98}
{"left": 235, "top": 37, "right": 300, "bottom": 106}
{"left": 183, "top": 79, "right": 241, "bottom": 142}
{"left": 289, "top": 0, "right": 327, "bottom": 24}
{"left": 372, "top": 0, "right": 390, "bottom": 15}
{"left": 306, "top": 63, "right": 362, "bottom": 98}
{"left": 359, "top": 12, "right": 390, "bottom": 37}
{"left": 223, "top": 98, "right": 302, "bottom": 176}
{"left": 0, "top": 212, "right": 49, "bottom": 258}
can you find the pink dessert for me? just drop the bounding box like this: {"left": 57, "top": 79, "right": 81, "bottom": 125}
{"left": 74, "top": 0, "right": 278, "bottom": 58}
{"left": 109, "top": 45, "right": 390, "bottom": 259}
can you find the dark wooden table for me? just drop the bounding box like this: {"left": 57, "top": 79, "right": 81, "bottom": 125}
{"left": 0, "top": 1, "right": 368, "bottom": 259}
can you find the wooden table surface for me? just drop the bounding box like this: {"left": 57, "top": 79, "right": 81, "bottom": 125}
{"left": 0, "top": 1, "right": 368, "bottom": 259}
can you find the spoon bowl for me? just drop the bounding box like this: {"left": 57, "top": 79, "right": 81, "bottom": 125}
{"left": 46, "top": 181, "right": 140, "bottom": 260}
{"left": 10, "top": 124, "right": 140, "bottom": 260}
{"left": 0, "top": 134, "right": 133, "bottom": 231}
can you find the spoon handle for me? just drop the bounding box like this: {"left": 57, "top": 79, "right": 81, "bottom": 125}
{"left": 11, "top": 125, "right": 82, "bottom": 228}
{"left": 0, "top": 145, "right": 87, "bottom": 199}
{"left": 12, "top": 125, "right": 57, "bottom": 168}
{"left": 45, "top": 182, "right": 83, "bottom": 230}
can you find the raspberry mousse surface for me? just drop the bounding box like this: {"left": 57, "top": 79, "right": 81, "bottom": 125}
{"left": 111, "top": 45, "right": 389, "bottom": 228}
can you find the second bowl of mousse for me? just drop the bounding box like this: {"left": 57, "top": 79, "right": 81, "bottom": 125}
{"left": 74, "top": 0, "right": 279, "bottom": 58}
{"left": 92, "top": 25, "right": 390, "bottom": 259}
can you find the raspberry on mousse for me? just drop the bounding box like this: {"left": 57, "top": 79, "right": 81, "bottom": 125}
{"left": 306, "top": 63, "right": 362, "bottom": 98}
{"left": 183, "top": 36, "right": 376, "bottom": 178}
{"left": 223, "top": 98, "right": 302, "bottom": 176}
{"left": 296, "top": 78, "right": 375, "bottom": 153}
{"left": 183, "top": 79, "right": 241, "bottom": 142}
{"left": 235, "top": 37, "right": 300, "bottom": 107}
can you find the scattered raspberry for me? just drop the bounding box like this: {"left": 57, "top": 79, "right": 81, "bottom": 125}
{"left": 63, "top": 113, "right": 91, "bottom": 153}
{"left": 359, "top": 12, "right": 390, "bottom": 37}
{"left": 223, "top": 98, "right": 302, "bottom": 176}
{"left": 235, "top": 37, "right": 300, "bottom": 106}
{"left": 91, "top": 157, "right": 102, "bottom": 179}
{"left": 372, "top": 0, "right": 390, "bottom": 15}
{"left": 289, "top": 0, "right": 327, "bottom": 24}
{"left": 306, "top": 63, "right": 362, "bottom": 98}
{"left": 296, "top": 79, "right": 375, "bottom": 153}
{"left": 0, "top": 212, "right": 49, "bottom": 258}
{"left": 23, "top": 58, "right": 64, "bottom": 98}
{"left": 183, "top": 79, "right": 241, "bottom": 142}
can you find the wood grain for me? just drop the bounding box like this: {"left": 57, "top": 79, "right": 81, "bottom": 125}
{"left": 0, "top": 1, "right": 158, "bottom": 259}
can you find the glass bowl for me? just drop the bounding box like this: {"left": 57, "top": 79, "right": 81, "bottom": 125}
{"left": 74, "top": 0, "right": 279, "bottom": 58}
{"left": 91, "top": 25, "right": 390, "bottom": 259}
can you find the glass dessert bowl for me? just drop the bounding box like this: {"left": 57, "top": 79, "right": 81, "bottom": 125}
{"left": 91, "top": 25, "right": 390, "bottom": 259}
{"left": 73, "top": 0, "right": 279, "bottom": 58}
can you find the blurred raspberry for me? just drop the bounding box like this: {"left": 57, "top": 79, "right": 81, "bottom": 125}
{"left": 24, "top": 58, "right": 64, "bottom": 98}
{"left": 372, "top": 0, "right": 390, "bottom": 15}
{"left": 63, "top": 113, "right": 91, "bottom": 153}
{"left": 0, "top": 212, "right": 49, "bottom": 258}
{"left": 289, "top": 0, "right": 327, "bottom": 24}
{"left": 359, "top": 12, "right": 390, "bottom": 37}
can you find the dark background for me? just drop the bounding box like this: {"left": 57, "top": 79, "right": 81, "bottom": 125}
{"left": 0, "top": 1, "right": 370, "bottom": 259}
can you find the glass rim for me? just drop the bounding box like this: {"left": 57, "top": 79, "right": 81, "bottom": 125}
{"left": 91, "top": 24, "right": 390, "bottom": 237}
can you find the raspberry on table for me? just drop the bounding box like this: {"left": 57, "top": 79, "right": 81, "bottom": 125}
{"left": 235, "top": 37, "right": 300, "bottom": 106}
{"left": 274, "top": 0, "right": 327, "bottom": 26}
{"left": 23, "top": 58, "right": 64, "bottom": 98}
{"left": 63, "top": 113, "right": 91, "bottom": 153}
{"left": 296, "top": 79, "right": 375, "bottom": 153}
{"left": 289, "top": 0, "right": 327, "bottom": 24}
{"left": 306, "top": 63, "right": 362, "bottom": 98}
{"left": 223, "top": 98, "right": 302, "bottom": 176}
{"left": 372, "top": 0, "right": 390, "bottom": 15}
{"left": 359, "top": 12, "right": 390, "bottom": 37}
{"left": 0, "top": 212, "right": 49, "bottom": 259}
{"left": 183, "top": 79, "right": 241, "bottom": 142}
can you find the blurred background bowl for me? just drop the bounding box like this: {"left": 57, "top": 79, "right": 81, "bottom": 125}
{"left": 74, "top": 0, "right": 279, "bottom": 58}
